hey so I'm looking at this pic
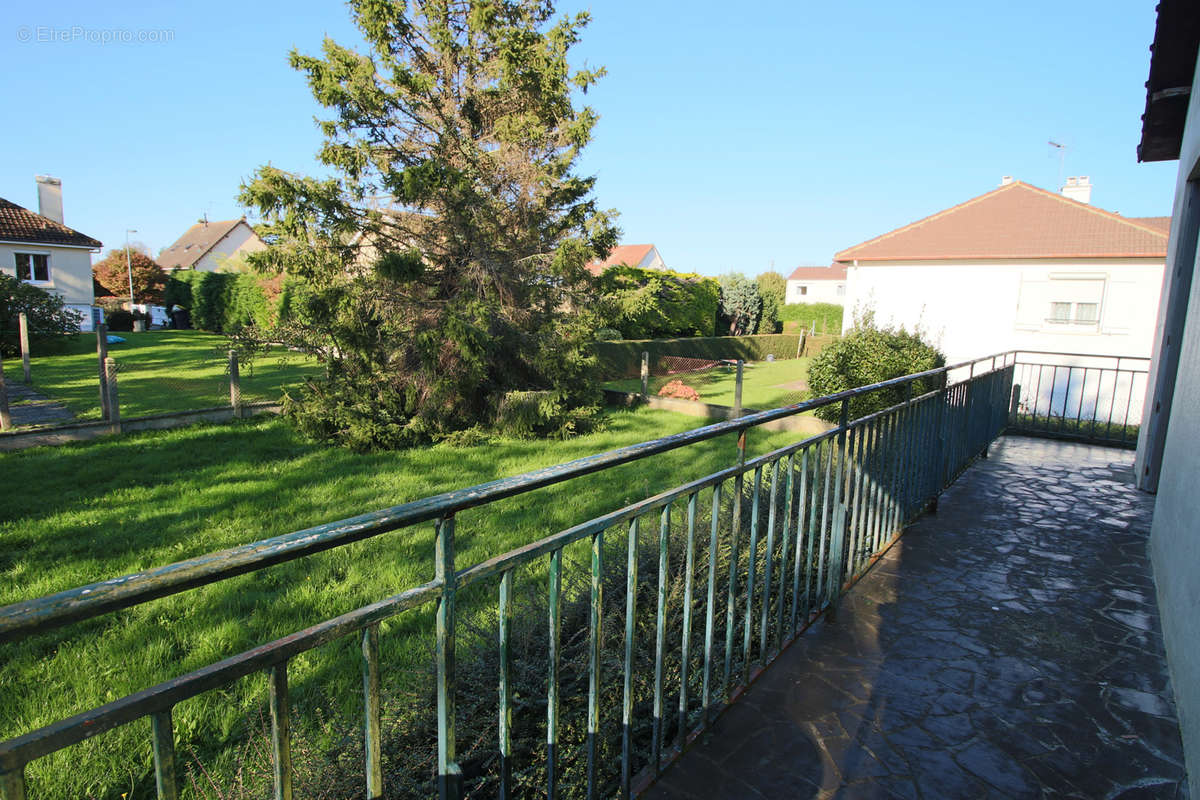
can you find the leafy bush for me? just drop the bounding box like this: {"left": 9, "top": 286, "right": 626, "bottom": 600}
{"left": 595, "top": 334, "right": 803, "bottom": 379}
{"left": 0, "top": 274, "right": 83, "bottom": 357}
{"left": 596, "top": 266, "right": 719, "bottom": 338}
{"left": 807, "top": 319, "right": 945, "bottom": 422}
{"left": 717, "top": 273, "right": 760, "bottom": 336}
{"left": 755, "top": 272, "right": 785, "bottom": 334}
{"left": 594, "top": 327, "right": 622, "bottom": 341}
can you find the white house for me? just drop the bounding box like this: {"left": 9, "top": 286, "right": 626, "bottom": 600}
{"left": 835, "top": 179, "right": 1169, "bottom": 362}
{"left": 158, "top": 217, "right": 266, "bottom": 272}
{"left": 585, "top": 243, "right": 666, "bottom": 275}
{"left": 785, "top": 264, "right": 847, "bottom": 305}
{"left": 0, "top": 176, "right": 103, "bottom": 331}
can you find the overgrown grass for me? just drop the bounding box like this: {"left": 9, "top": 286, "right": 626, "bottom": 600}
{"left": 0, "top": 409, "right": 804, "bottom": 798}
{"left": 780, "top": 302, "right": 843, "bottom": 335}
{"left": 1010, "top": 412, "right": 1140, "bottom": 445}
{"left": 1, "top": 331, "right": 319, "bottom": 422}
{"left": 605, "top": 358, "right": 814, "bottom": 410}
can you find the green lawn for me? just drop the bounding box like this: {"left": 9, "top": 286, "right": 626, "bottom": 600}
{"left": 0, "top": 409, "right": 802, "bottom": 798}
{"left": 606, "top": 357, "right": 814, "bottom": 410}
{"left": 2, "top": 331, "right": 320, "bottom": 422}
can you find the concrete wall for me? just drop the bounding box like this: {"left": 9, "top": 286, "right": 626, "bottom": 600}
{"left": 1147, "top": 54, "right": 1200, "bottom": 800}
{"left": 843, "top": 258, "right": 1164, "bottom": 362}
{"left": 194, "top": 222, "right": 267, "bottom": 272}
{"left": 786, "top": 278, "right": 845, "bottom": 305}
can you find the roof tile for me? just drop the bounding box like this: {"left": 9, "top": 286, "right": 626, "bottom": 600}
{"left": 835, "top": 182, "right": 1168, "bottom": 262}
{"left": 0, "top": 197, "right": 102, "bottom": 248}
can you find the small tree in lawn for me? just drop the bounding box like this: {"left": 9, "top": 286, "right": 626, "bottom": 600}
{"left": 239, "top": 0, "right": 620, "bottom": 450}
{"left": 718, "top": 272, "right": 760, "bottom": 336}
{"left": 92, "top": 247, "right": 167, "bottom": 306}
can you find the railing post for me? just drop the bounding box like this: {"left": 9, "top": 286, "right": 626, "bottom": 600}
{"left": 96, "top": 323, "right": 110, "bottom": 420}
{"left": 0, "top": 767, "right": 26, "bottom": 800}
{"left": 228, "top": 349, "right": 243, "bottom": 418}
{"left": 827, "top": 399, "right": 850, "bottom": 612}
{"left": 105, "top": 357, "right": 121, "bottom": 435}
{"left": 1009, "top": 383, "right": 1021, "bottom": 425}
{"left": 18, "top": 313, "right": 30, "bottom": 384}
{"left": 733, "top": 360, "right": 744, "bottom": 419}
{"left": 435, "top": 516, "right": 463, "bottom": 800}
{"left": 0, "top": 349, "right": 10, "bottom": 432}
{"left": 640, "top": 351, "right": 649, "bottom": 399}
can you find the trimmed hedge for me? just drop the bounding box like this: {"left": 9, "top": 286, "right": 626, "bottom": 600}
{"left": 595, "top": 334, "right": 803, "bottom": 379}
{"left": 164, "top": 271, "right": 287, "bottom": 333}
{"left": 780, "top": 302, "right": 843, "bottom": 334}
{"left": 596, "top": 265, "right": 720, "bottom": 338}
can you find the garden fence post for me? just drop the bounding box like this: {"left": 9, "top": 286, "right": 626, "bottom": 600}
{"left": 733, "top": 360, "right": 744, "bottom": 419}
{"left": 228, "top": 350, "right": 242, "bottom": 418}
{"left": 19, "top": 312, "right": 30, "bottom": 384}
{"left": 640, "top": 351, "right": 649, "bottom": 399}
{"left": 97, "top": 324, "right": 110, "bottom": 420}
{"left": 435, "top": 516, "right": 463, "bottom": 800}
{"left": 1009, "top": 384, "right": 1021, "bottom": 425}
{"left": 105, "top": 357, "right": 121, "bottom": 435}
{"left": 0, "top": 349, "right": 11, "bottom": 431}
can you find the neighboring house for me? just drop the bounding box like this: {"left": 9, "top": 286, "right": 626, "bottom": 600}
{"left": 835, "top": 178, "right": 1169, "bottom": 361}
{"left": 585, "top": 243, "right": 666, "bottom": 276}
{"left": 1133, "top": 2, "right": 1200, "bottom": 794}
{"left": 0, "top": 176, "right": 103, "bottom": 331}
{"left": 158, "top": 217, "right": 266, "bottom": 272}
{"left": 785, "top": 264, "right": 847, "bottom": 305}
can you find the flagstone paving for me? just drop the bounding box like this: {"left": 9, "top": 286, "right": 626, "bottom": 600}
{"left": 645, "top": 436, "right": 1189, "bottom": 799}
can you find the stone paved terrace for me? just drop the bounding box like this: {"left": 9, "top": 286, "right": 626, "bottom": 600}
{"left": 646, "top": 436, "right": 1189, "bottom": 799}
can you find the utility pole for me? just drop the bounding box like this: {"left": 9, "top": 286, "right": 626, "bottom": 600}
{"left": 125, "top": 228, "right": 138, "bottom": 314}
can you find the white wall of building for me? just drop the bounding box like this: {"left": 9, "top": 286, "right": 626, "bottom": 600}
{"left": 842, "top": 258, "right": 1164, "bottom": 362}
{"left": 0, "top": 241, "right": 98, "bottom": 330}
{"left": 194, "top": 223, "right": 267, "bottom": 272}
{"left": 1143, "top": 52, "right": 1200, "bottom": 800}
{"left": 786, "top": 278, "right": 846, "bottom": 305}
{"left": 639, "top": 246, "right": 666, "bottom": 271}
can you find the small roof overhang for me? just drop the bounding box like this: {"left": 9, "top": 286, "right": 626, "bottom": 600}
{"left": 1138, "top": 0, "right": 1200, "bottom": 163}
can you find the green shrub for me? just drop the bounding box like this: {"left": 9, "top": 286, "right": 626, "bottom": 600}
{"left": 595, "top": 334, "right": 803, "bottom": 379}
{"left": 594, "top": 327, "right": 622, "bottom": 341}
{"left": 596, "top": 266, "right": 719, "bottom": 338}
{"left": 807, "top": 321, "right": 945, "bottom": 422}
{"left": 164, "top": 271, "right": 290, "bottom": 333}
{"left": 0, "top": 274, "right": 83, "bottom": 357}
{"left": 780, "top": 302, "right": 843, "bottom": 334}
{"left": 755, "top": 272, "right": 785, "bottom": 334}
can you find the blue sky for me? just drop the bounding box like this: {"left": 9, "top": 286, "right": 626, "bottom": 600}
{"left": 0, "top": 0, "right": 1177, "bottom": 276}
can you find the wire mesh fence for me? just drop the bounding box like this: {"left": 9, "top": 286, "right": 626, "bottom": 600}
{"left": 0, "top": 328, "right": 322, "bottom": 435}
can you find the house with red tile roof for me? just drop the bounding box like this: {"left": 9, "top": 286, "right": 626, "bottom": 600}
{"left": 834, "top": 178, "right": 1169, "bottom": 361}
{"left": 786, "top": 264, "right": 847, "bottom": 305}
{"left": 0, "top": 176, "right": 104, "bottom": 331}
{"left": 585, "top": 243, "right": 666, "bottom": 276}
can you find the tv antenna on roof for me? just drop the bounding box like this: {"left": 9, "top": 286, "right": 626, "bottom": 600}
{"left": 1048, "top": 140, "right": 1067, "bottom": 190}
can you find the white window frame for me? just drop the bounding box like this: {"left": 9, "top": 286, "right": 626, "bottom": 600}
{"left": 13, "top": 250, "right": 52, "bottom": 286}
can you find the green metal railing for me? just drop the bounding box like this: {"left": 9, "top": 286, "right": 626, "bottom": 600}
{"left": 1006, "top": 351, "right": 1149, "bottom": 448}
{"left": 0, "top": 352, "right": 1018, "bottom": 799}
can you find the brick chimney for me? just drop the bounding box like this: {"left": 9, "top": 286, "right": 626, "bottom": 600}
{"left": 1061, "top": 176, "right": 1092, "bottom": 205}
{"left": 35, "top": 175, "right": 64, "bottom": 223}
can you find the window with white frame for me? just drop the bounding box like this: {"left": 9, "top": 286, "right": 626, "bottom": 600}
{"left": 14, "top": 252, "right": 50, "bottom": 283}
{"left": 798, "top": 285, "right": 808, "bottom": 296}
{"left": 1016, "top": 275, "right": 1106, "bottom": 332}
{"left": 836, "top": 284, "right": 845, "bottom": 296}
